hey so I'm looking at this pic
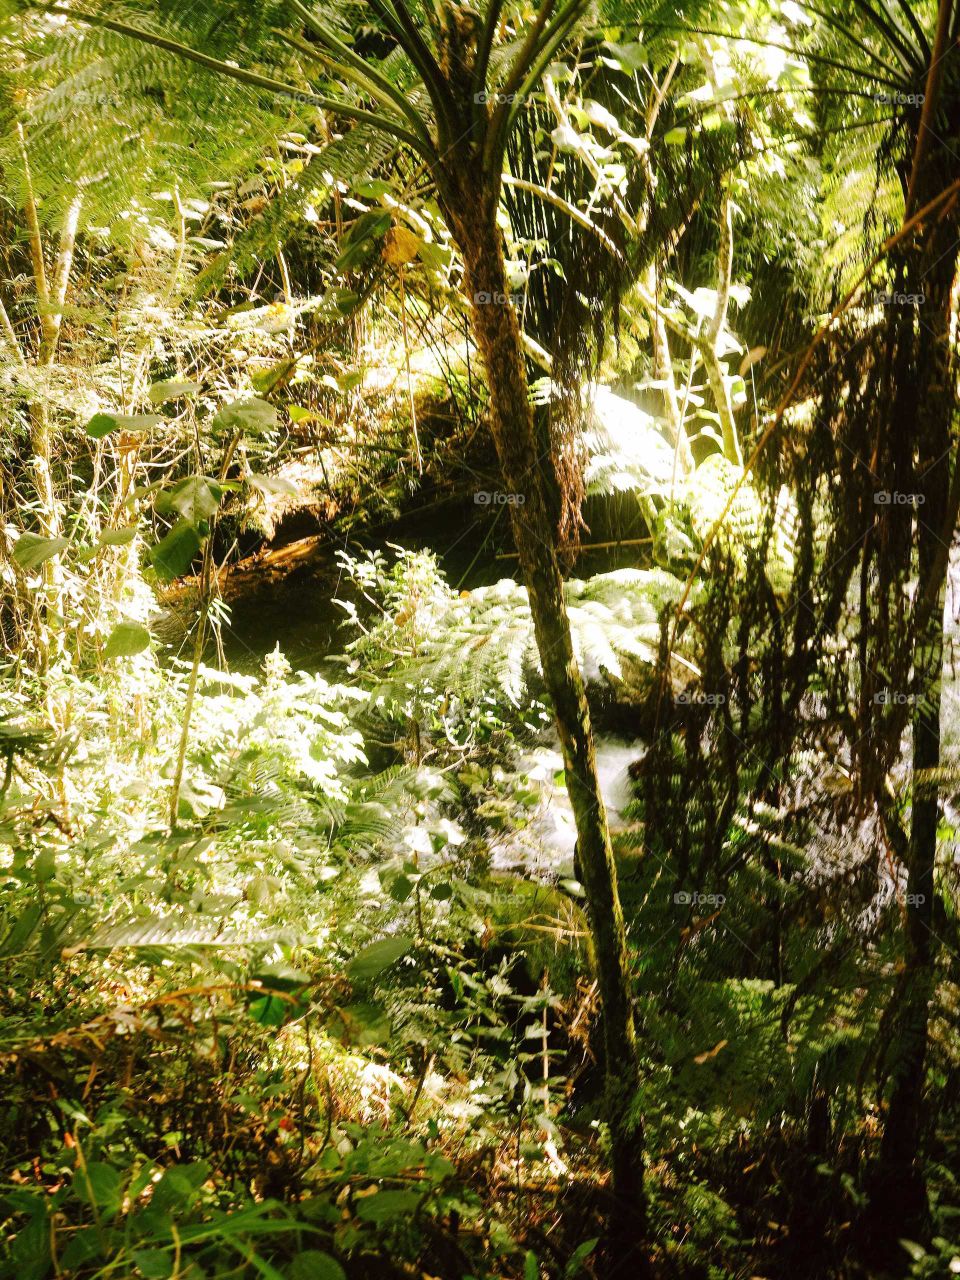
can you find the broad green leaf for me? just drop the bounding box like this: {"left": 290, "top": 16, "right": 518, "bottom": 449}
{"left": 98, "top": 526, "right": 138, "bottom": 547}
{"left": 287, "top": 405, "right": 316, "bottom": 424}
{"left": 131, "top": 1249, "right": 174, "bottom": 1279}
{"left": 151, "top": 1163, "right": 209, "bottom": 1212}
{"left": 327, "top": 1000, "right": 391, "bottom": 1047}
{"left": 1, "top": 902, "right": 42, "bottom": 954}
{"left": 59, "top": 1226, "right": 104, "bottom": 1270}
{"left": 8, "top": 1207, "right": 51, "bottom": 1280}
{"left": 148, "top": 378, "right": 200, "bottom": 404}
{"left": 336, "top": 209, "right": 392, "bottom": 271}
{"left": 288, "top": 1251, "right": 346, "bottom": 1280}
{"left": 387, "top": 873, "right": 414, "bottom": 903}
{"left": 347, "top": 935, "right": 414, "bottom": 982}
{"left": 149, "top": 521, "right": 202, "bottom": 581}
{"left": 86, "top": 412, "right": 164, "bottom": 438}
{"left": 251, "top": 360, "right": 296, "bottom": 394}
{"left": 104, "top": 621, "right": 151, "bottom": 659}
{"left": 86, "top": 412, "right": 118, "bottom": 439}
{"left": 155, "top": 475, "right": 223, "bottom": 523}
{"left": 12, "top": 533, "right": 69, "bottom": 571}
{"left": 416, "top": 239, "right": 452, "bottom": 271}
{"left": 248, "top": 993, "right": 293, "bottom": 1027}
{"left": 355, "top": 1189, "right": 421, "bottom": 1223}
{"left": 601, "top": 40, "right": 646, "bottom": 72}
{"left": 213, "top": 397, "right": 280, "bottom": 435}
{"left": 73, "top": 1161, "right": 123, "bottom": 1218}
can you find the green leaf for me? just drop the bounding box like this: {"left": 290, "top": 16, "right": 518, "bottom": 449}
{"left": 327, "top": 1000, "right": 391, "bottom": 1048}
{"left": 524, "top": 1251, "right": 540, "bottom": 1280}
{"left": 98, "top": 526, "right": 138, "bottom": 546}
{"left": 288, "top": 1251, "right": 347, "bottom": 1280}
{"left": 417, "top": 239, "right": 452, "bottom": 271}
{"left": 155, "top": 475, "right": 223, "bottom": 523}
{"left": 131, "top": 1249, "right": 174, "bottom": 1279}
{"left": 664, "top": 127, "right": 687, "bottom": 145}
{"left": 388, "top": 873, "right": 414, "bottom": 903}
{"left": 73, "top": 1161, "right": 123, "bottom": 1218}
{"left": 601, "top": 40, "right": 646, "bottom": 72}
{"left": 149, "top": 521, "right": 202, "bottom": 581}
{"left": 336, "top": 209, "right": 392, "bottom": 271}
{"left": 251, "top": 361, "right": 296, "bottom": 394}
{"left": 86, "top": 412, "right": 164, "bottom": 438}
{"left": 104, "top": 621, "right": 151, "bottom": 659}
{"left": 32, "top": 848, "right": 57, "bottom": 883}
{"left": 347, "top": 935, "right": 413, "bottom": 982}
{"left": 148, "top": 378, "right": 200, "bottom": 404}
{"left": 151, "top": 1163, "right": 209, "bottom": 1213}
{"left": 86, "top": 412, "right": 118, "bottom": 439}
{"left": 213, "top": 396, "right": 280, "bottom": 435}
{"left": 564, "top": 1237, "right": 599, "bottom": 1276}
{"left": 355, "top": 1189, "right": 422, "bottom": 1223}
{"left": 430, "top": 881, "right": 453, "bottom": 901}
{"left": 12, "top": 533, "right": 69, "bottom": 571}
{"left": 60, "top": 1226, "right": 104, "bottom": 1270}
{"left": 248, "top": 992, "right": 296, "bottom": 1027}
{"left": 1, "top": 902, "right": 42, "bottom": 955}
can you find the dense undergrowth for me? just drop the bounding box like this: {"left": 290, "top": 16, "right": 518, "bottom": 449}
{"left": 2, "top": 0, "right": 960, "bottom": 1274}
{"left": 2, "top": 546, "right": 959, "bottom": 1278}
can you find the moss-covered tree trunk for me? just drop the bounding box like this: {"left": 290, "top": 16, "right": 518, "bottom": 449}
{"left": 446, "top": 177, "right": 647, "bottom": 1261}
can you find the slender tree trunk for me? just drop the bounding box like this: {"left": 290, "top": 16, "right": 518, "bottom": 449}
{"left": 454, "top": 193, "right": 647, "bottom": 1267}
{"left": 868, "top": 236, "right": 958, "bottom": 1248}
{"left": 18, "top": 123, "right": 83, "bottom": 671}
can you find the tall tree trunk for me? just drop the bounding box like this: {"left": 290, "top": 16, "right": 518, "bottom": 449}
{"left": 453, "top": 191, "right": 647, "bottom": 1268}
{"left": 867, "top": 235, "right": 958, "bottom": 1249}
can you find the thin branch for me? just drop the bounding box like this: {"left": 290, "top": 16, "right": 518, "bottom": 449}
{"left": 501, "top": 174, "right": 621, "bottom": 255}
